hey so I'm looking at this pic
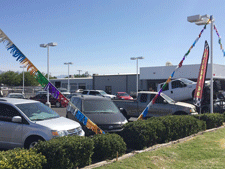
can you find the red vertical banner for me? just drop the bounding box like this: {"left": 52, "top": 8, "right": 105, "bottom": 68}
{"left": 193, "top": 41, "right": 209, "bottom": 107}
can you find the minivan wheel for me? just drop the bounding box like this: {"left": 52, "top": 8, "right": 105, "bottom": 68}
{"left": 55, "top": 101, "right": 61, "bottom": 108}
{"left": 25, "top": 136, "right": 44, "bottom": 149}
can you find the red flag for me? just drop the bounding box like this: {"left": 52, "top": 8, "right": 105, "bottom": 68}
{"left": 193, "top": 41, "right": 209, "bottom": 107}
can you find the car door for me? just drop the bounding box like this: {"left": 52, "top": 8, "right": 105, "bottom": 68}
{"left": 171, "top": 80, "right": 189, "bottom": 101}
{"left": 148, "top": 95, "right": 173, "bottom": 117}
{"left": 0, "top": 103, "right": 24, "bottom": 148}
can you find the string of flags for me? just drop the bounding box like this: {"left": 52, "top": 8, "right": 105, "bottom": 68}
{"left": 214, "top": 24, "right": 225, "bottom": 57}
{"left": 137, "top": 19, "right": 211, "bottom": 120}
{"left": 0, "top": 29, "right": 105, "bottom": 135}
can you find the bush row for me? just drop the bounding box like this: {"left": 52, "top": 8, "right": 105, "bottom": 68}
{"left": 120, "top": 115, "right": 207, "bottom": 150}
{"left": 193, "top": 113, "right": 224, "bottom": 129}
{"left": 0, "top": 148, "right": 46, "bottom": 169}
{"left": 0, "top": 133, "right": 126, "bottom": 169}
{"left": 1, "top": 114, "right": 224, "bottom": 168}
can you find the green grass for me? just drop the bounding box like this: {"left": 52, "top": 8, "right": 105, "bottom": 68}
{"left": 97, "top": 127, "right": 225, "bottom": 169}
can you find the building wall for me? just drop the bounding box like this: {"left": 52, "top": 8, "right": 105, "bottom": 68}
{"left": 50, "top": 77, "right": 93, "bottom": 92}
{"left": 93, "top": 74, "right": 139, "bottom": 95}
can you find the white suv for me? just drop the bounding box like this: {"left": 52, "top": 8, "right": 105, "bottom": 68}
{"left": 82, "top": 90, "right": 116, "bottom": 99}
{"left": 0, "top": 98, "right": 84, "bottom": 149}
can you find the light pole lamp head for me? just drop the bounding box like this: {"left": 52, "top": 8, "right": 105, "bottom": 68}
{"left": 130, "top": 57, "right": 137, "bottom": 60}
{"left": 48, "top": 42, "right": 57, "bottom": 47}
{"left": 137, "top": 56, "right": 144, "bottom": 60}
{"left": 187, "top": 14, "right": 210, "bottom": 25}
{"left": 40, "top": 44, "right": 47, "bottom": 48}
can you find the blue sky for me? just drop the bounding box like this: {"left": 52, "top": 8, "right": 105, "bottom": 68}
{"left": 0, "top": 0, "right": 225, "bottom": 77}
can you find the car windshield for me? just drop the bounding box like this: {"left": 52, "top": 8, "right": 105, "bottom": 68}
{"left": 99, "top": 91, "right": 107, "bottom": 95}
{"left": 160, "top": 93, "right": 175, "bottom": 103}
{"left": 16, "top": 102, "right": 60, "bottom": 121}
{"left": 9, "top": 94, "right": 24, "bottom": 98}
{"left": 118, "top": 93, "right": 129, "bottom": 96}
{"left": 83, "top": 100, "right": 120, "bottom": 114}
{"left": 180, "top": 78, "right": 195, "bottom": 84}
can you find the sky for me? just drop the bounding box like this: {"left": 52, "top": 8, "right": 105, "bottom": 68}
{"left": 0, "top": 0, "right": 225, "bottom": 77}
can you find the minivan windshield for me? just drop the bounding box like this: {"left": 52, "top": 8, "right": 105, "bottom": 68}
{"left": 83, "top": 100, "right": 120, "bottom": 114}
{"left": 160, "top": 93, "right": 175, "bottom": 103}
{"left": 16, "top": 102, "right": 60, "bottom": 121}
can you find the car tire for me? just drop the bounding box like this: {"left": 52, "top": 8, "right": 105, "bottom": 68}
{"left": 24, "top": 136, "right": 44, "bottom": 149}
{"left": 55, "top": 101, "right": 61, "bottom": 108}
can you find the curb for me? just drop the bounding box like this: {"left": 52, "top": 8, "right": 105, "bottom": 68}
{"left": 82, "top": 124, "right": 225, "bottom": 169}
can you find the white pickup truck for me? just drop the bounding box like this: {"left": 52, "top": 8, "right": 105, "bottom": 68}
{"left": 157, "top": 78, "right": 199, "bottom": 101}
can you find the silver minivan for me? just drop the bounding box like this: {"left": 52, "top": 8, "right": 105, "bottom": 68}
{"left": 0, "top": 98, "right": 85, "bottom": 149}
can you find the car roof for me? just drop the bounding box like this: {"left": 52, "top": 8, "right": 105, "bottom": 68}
{"left": 0, "top": 97, "right": 39, "bottom": 105}
{"left": 8, "top": 93, "right": 23, "bottom": 95}
{"left": 138, "top": 91, "right": 158, "bottom": 94}
{"left": 71, "top": 95, "right": 110, "bottom": 101}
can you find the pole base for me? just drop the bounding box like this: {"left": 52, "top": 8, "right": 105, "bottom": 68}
{"left": 46, "top": 102, "right": 51, "bottom": 108}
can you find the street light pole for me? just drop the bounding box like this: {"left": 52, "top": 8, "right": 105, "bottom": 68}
{"left": 40, "top": 42, "right": 57, "bottom": 107}
{"left": 130, "top": 56, "right": 144, "bottom": 98}
{"left": 64, "top": 62, "right": 73, "bottom": 93}
{"left": 20, "top": 66, "right": 26, "bottom": 94}
{"left": 187, "top": 14, "right": 214, "bottom": 113}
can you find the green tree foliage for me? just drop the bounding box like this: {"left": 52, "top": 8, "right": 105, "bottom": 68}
{"left": 0, "top": 71, "right": 44, "bottom": 86}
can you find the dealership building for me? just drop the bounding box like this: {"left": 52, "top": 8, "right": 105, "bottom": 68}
{"left": 50, "top": 64, "right": 225, "bottom": 95}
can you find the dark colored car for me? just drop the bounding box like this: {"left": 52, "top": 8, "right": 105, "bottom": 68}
{"left": 30, "top": 94, "right": 62, "bottom": 108}
{"left": 66, "top": 95, "right": 128, "bottom": 135}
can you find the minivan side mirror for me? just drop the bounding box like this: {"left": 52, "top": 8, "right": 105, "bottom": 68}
{"left": 12, "top": 116, "right": 22, "bottom": 123}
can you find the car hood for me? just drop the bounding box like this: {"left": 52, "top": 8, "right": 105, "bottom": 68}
{"left": 35, "top": 116, "right": 81, "bottom": 130}
{"left": 103, "top": 94, "right": 116, "bottom": 98}
{"left": 174, "top": 101, "right": 195, "bottom": 108}
{"left": 85, "top": 112, "right": 127, "bottom": 125}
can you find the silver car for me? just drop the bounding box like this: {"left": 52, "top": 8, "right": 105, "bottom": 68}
{"left": 0, "top": 98, "right": 84, "bottom": 149}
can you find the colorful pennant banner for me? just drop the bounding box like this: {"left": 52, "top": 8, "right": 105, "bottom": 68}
{"left": 0, "top": 29, "right": 105, "bottom": 135}
{"left": 214, "top": 25, "right": 225, "bottom": 57}
{"left": 137, "top": 19, "right": 210, "bottom": 120}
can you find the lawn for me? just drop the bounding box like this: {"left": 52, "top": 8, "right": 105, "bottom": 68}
{"left": 97, "top": 127, "right": 225, "bottom": 169}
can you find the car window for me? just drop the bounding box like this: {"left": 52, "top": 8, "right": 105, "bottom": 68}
{"left": 0, "top": 103, "right": 21, "bottom": 122}
{"left": 172, "top": 80, "right": 183, "bottom": 89}
{"left": 140, "top": 94, "right": 148, "bottom": 103}
{"left": 16, "top": 102, "right": 60, "bottom": 121}
{"left": 160, "top": 83, "right": 169, "bottom": 91}
{"left": 71, "top": 98, "right": 82, "bottom": 111}
{"left": 89, "top": 91, "right": 97, "bottom": 95}
{"left": 155, "top": 96, "right": 164, "bottom": 104}
{"left": 82, "top": 91, "right": 88, "bottom": 94}
{"left": 83, "top": 100, "right": 119, "bottom": 113}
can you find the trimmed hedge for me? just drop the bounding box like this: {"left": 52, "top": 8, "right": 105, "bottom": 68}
{"left": 193, "top": 113, "right": 224, "bottom": 129}
{"left": 92, "top": 133, "right": 126, "bottom": 161}
{"left": 120, "top": 115, "right": 206, "bottom": 150}
{"left": 35, "top": 136, "right": 94, "bottom": 169}
{"left": 0, "top": 148, "right": 46, "bottom": 169}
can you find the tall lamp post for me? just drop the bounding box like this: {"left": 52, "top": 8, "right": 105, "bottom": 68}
{"left": 40, "top": 42, "right": 57, "bottom": 107}
{"left": 20, "top": 66, "right": 26, "bottom": 95}
{"left": 187, "top": 14, "right": 214, "bottom": 113}
{"left": 130, "top": 56, "right": 144, "bottom": 99}
{"left": 64, "top": 62, "right": 73, "bottom": 92}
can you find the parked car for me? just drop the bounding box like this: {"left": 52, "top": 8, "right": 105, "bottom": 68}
{"left": 0, "top": 98, "right": 84, "bottom": 149}
{"left": 113, "top": 91, "right": 198, "bottom": 119}
{"left": 66, "top": 95, "right": 128, "bottom": 135}
{"left": 7, "top": 93, "right": 25, "bottom": 99}
{"left": 30, "top": 94, "right": 62, "bottom": 107}
{"left": 82, "top": 90, "right": 116, "bottom": 99}
{"left": 116, "top": 92, "right": 133, "bottom": 100}
{"left": 157, "top": 78, "right": 211, "bottom": 102}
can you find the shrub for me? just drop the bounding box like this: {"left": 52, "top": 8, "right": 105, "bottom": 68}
{"left": 0, "top": 148, "right": 46, "bottom": 169}
{"left": 152, "top": 115, "right": 206, "bottom": 142}
{"left": 194, "top": 113, "right": 224, "bottom": 129}
{"left": 35, "top": 136, "right": 94, "bottom": 169}
{"left": 92, "top": 133, "right": 126, "bottom": 161}
{"left": 120, "top": 115, "right": 206, "bottom": 150}
{"left": 120, "top": 119, "right": 166, "bottom": 150}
